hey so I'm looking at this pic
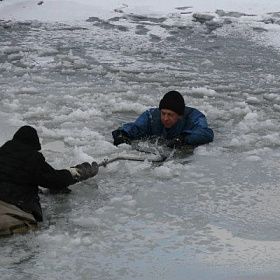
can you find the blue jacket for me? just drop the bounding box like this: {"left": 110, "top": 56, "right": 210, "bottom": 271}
{"left": 120, "top": 107, "right": 214, "bottom": 146}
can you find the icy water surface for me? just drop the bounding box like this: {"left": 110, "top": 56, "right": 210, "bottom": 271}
{"left": 0, "top": 14, "right": 280, "bottom": 280}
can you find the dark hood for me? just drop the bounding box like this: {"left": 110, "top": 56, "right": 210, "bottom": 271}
{"left": 12, "top": 125, "right": 41, "bottom": 151}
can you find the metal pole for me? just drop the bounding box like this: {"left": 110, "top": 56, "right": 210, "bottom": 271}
{"left": 97, "top": 154, "right": 166, "bottom": 168}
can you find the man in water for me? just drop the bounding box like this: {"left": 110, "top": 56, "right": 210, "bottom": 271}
{"left": 112, "top": 90, "right": 214, "bottom": 148}
{"left": 0, "top": 125, "right": 99, "bottom": 236}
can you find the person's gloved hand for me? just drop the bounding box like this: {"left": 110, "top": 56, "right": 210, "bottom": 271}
{"left": 166, "top": 134, "right": 186, "bottom": 149}
{"left": 91, "top": 161, "right": 99, "bottom": 177}
{"left": 112, "top": 129, "right": 131, "bottom": 146}
{"left": 69, "top": 162, "right": 99, "bottom": 181}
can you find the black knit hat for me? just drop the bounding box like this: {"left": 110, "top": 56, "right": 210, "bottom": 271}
{"left": 13, "top": 125, "right": 41, "bottom": 151}
{"left": 159, "top": 91, "right": 185, "bottom": 115}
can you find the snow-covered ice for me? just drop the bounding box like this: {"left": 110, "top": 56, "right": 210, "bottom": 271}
{"left": 1, "top": 1, "right": 280, "bottom": 279}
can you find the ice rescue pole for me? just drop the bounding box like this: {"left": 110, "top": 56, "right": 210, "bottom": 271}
{"left": 96, "top": 154, "right": 167, "bottom": 168}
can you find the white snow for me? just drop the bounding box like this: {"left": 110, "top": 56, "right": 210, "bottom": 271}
{"left": 1, "top": 0, "right": 280, "bottom": 22}
{"left": 2, "top": 0, "right": 280, "bottom": 50}
{"left": 1, "top": 0, "right": 280, "bottom": 279}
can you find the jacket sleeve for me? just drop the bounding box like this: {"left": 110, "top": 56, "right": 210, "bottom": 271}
{"left": 182, "top": 112, "right": 214, "bottom": 145}
{"left": 121, "top": 110, "right": 152, "bottom": 139}
{"left": 34, "top": 153, "right": 77, "bottom": 190}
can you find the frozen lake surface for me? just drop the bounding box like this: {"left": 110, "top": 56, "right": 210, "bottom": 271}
{"left": 1, "top": 7, "right": 280, "bottom": 280}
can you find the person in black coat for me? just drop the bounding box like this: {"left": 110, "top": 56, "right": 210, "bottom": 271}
{"left": 0, "top": 125, "right": 98, "bottom": 236}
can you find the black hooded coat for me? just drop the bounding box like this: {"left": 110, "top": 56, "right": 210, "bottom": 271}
{"left": 0, "top": 126, "right": 76, "bottom": 221}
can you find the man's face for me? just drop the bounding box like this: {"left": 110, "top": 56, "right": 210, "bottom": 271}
{"left": 160, "top": 109, "right": 181, "bottom": 128}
